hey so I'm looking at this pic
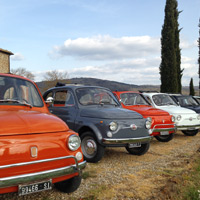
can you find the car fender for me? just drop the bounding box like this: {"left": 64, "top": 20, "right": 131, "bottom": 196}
{"left": 76, "top": 122, "right": 103, "bottom": 144}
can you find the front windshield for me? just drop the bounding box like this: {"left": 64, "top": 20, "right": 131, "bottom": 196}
{"left": 120, "top": 93, "right": 149, "bottom": 106}
{"left": 76, "top": 87, "right": 119, "bottom": 106}
{"left": 152, "top": 94, "right": 177, "bottom": 106}
{"left": 0, "top": 76, "right": 43, "bottom": 107}
{"left": 177, "top": 96, "right": 199, "bottom": 106}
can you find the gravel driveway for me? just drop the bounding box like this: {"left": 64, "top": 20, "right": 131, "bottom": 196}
{"left": 1, "top": 131, "right": 200, "bottom": 200}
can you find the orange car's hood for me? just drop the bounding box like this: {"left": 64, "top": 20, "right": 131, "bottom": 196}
{"left": 0, "top": 109, "right": 68, "bottom": 136}
{"left": 125, "top": 105, "right": 169, "bottom": 116}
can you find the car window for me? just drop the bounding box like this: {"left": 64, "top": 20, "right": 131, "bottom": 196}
{"left": 177, "top": 96, "right": 199, "bottom": 106}
{"left": 76, "top": 88, "right": 118, "bottom": 106}
{"left": 120, "top": 93, "right": 149, "bottom": 106}
{"left": 0, "top": 76, "right": 43, "bottom": 107}
{"left": 54, "top": 90, "right": 75, "bottom": 107}
{"left": 152, "top": 94, "right": 177, "bottom": 106}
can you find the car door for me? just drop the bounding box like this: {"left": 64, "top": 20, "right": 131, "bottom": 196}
{"left": 46, "top": 89, "right": 78, "bottom": 130}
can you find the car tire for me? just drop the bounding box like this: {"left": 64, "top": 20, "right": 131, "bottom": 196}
{"left": 125, "top": 143, "right": 150, "bottom": 156}
{"left": 155, "top": 133, "right": 174, "bottom": 142}
{"left": 54, "top": 176, "right": 81, "bottom": 193}
{"left": 182, "top": 130, "right": 198, "bottom": 136}
{"left": 80, "top": 131, "right": 105, "bottom": 163}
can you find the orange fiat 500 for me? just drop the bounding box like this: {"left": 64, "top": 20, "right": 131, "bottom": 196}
{"left": 0, "top": 73, "right": 86, "bottom": 196}
{"left": 113, "top": 91, "right": 176, "bottom": 142}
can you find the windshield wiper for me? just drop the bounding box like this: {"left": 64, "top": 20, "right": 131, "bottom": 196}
{"left": 0, "top": 99, "right": 32, "bottom": 108}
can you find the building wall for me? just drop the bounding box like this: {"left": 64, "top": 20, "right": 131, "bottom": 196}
{"left": 0, "top": 51, "right": 10, "bottom": 73}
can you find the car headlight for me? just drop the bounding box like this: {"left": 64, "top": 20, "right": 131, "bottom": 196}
{"left": 147, "top": 117, "right": 152, "bottom": 123}
{"left": 68, "top": 135, "right": 81, "bottom": 151}
{"left": 171, "top": 115, "right": 175, "bottom": 122}
{"left": 197, "top": 114, "right": 200, "bottom": 120}
{"left": 176, "top": 115, "right": 181, "bottom": 121}
{"left": 145, "top": 117, "right": 152, "bottom": 129}
{"left": 109, "top": 121, "right": 118, "bottom": 131}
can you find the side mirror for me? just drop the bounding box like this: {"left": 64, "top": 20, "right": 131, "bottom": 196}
{"left": 45, "top": 97, "right": 54, "bottom": 106}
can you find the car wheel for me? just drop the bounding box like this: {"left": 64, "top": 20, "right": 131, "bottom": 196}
{"left": 155, "top": 133, "right": 174, "bottom": 142}
{"left": 54, "top": 175, "right": 81, "bottom": 193}
{"left": 125, "top": 143, "right": 150, "bottom": 156}
{"left": 80, "top": 131, "right": 105, "bottom": 163}
{"left": 182, "top": 130, "right": 198, "bottom": 136}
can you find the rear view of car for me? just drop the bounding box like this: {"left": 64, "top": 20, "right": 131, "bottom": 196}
{"left": 0, "top": 73, "right": 86, "bottom": 196}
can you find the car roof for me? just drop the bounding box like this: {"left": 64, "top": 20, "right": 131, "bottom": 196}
{"left": 49, "top": 84, "right": 111, "bottom": 91}
{"left": 143, "top": 92, "right": 165, "bottom": 96}
{"left": 0, "top": 73, "right": 35, "bottom": 84}
{"left": 114, "top": 91, "right": 140, "bottom": 94}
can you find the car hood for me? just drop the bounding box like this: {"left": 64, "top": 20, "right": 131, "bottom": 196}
{"left": 80, "top": 106, "right": 143, "bottom": 119}
{"left": 124, "top": 105, "right": 169, "bottom": 116}
{"left": 155, "top": 105, "right": 196, "bottom": 115}
{"left": 0, "top": 109, "right": 68, "bottom": 136}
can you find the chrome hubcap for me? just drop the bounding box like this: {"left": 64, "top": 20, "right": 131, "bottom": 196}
{"left": 85, "top": 139, "right": 97, "bottom": 155}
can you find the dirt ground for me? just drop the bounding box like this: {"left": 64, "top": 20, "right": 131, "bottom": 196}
{"left": 1, "top": 131, "right": 200, "bottom": 200}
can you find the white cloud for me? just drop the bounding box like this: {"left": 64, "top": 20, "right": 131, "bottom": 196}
{"left": 11, "top": 52, "right": 24, "bottom": 61}
{"left": 35, "top": 35, "right": 198, "bottom": 87}
{"left": 49, "top": 35, "right": 160, "bottom": 60}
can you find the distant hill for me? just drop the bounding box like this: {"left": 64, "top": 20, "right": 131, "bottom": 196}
{"left": 36, "top": 77, "right": 196, "bottom": 95}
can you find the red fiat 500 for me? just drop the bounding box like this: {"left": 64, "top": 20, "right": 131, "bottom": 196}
{"left": 0, "top": 73, "right": 86, "bottom": 196}
{"left": 113, "top": 91, "right": 176, "bottom": 142}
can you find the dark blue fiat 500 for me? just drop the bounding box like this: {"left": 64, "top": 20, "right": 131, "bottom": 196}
{"left": 43, "top": 84, "right": 152, "bottom": 163}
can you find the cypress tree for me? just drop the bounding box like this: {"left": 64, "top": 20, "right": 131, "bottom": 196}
{"left": 160, "top": 0, "right": 181, "bottom": 93}
{"left": 174, "top": 1, "right": 183, "bottom": 93}
{"left": 189, "top": 78, "right": 195, "bottom": 96}
{"left": 198, "top": 19, "right": 200, "bottom": 96}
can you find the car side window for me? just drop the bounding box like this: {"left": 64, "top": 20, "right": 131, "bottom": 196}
{"left": 54, "top": 90, "right": 75, "bottom": 107}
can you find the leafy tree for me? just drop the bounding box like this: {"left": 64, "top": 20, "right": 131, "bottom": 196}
{"left": 43, "top": 70, "right": 70, "bottom": 91}
{"left": 189, "top": 78, "right": 195, "bottom": 96}
{"left": 160, "top": 0, "right": 182, "bottom": 93}
{"left": 11, "top": 67, "right": 35, "bottom": 80}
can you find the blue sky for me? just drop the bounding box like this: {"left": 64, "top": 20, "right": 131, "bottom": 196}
{"left": 0, "top": 0, "right": 200, "bottom": 86}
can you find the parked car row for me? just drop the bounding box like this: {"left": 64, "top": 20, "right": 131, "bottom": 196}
{"left": 1, "top": 72, "right": 200, "bottom": 197}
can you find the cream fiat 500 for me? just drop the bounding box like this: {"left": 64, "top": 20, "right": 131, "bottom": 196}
{"left": 142, "top": 92, "right": 200, "bottom": 136}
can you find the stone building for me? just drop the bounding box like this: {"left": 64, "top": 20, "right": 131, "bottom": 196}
{"left": 0, "top": 48, "right": 14, "bottom": 73}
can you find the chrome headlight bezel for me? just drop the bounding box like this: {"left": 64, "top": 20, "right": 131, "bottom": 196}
{"left": 176, "top": 115, "right": 182, "bottom": 121}
{"left": 68, "top": 134, "right": 81, "bottom": 151}
{"left": 109, "top": 121, "right": 118, "bottom": 131}
{"left": 145, "top": 117, "right": 152, "bottom": 129}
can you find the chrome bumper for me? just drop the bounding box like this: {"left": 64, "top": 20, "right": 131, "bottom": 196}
{"left": 0, "top": 156, "right": 86, "bottom": 188}
{"left": 176, "top": 124, "right": 200, "bottom": 130}
{"left": 102, "top": 136, "right": 152, "bottom": 145}
{"left": 150, "top": 124, "right": 177, "bottom": 133}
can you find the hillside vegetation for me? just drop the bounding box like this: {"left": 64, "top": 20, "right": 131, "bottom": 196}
{"left": 37, "top": 77, "right": 196, "bottom": 95}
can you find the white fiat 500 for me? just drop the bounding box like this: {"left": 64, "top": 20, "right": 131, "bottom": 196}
{"left": 142, "top": 92, "right": 200, "bottom": 136}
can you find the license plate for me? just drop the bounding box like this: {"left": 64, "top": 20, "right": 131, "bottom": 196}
{"left": 129, "top": 143, "right": 141, "bottom": 148}
{"left": 160, "top": 131, "right": 169, "bottom": 135}
{"left": 18, "top": 179, "right": 52, "bottom": 196}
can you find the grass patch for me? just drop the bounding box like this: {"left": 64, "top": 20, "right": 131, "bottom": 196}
{"left": 82, "top": 170, "right": 97, "bottom": 179}
{"left": 82, "top": 184, "right": 108, "bottom": 200}
{"left": 170, "top": 155, "right": 200, "bottom": 200}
